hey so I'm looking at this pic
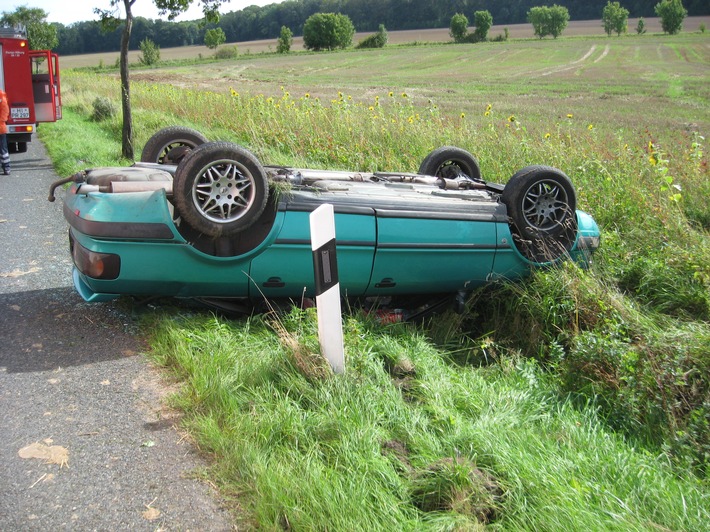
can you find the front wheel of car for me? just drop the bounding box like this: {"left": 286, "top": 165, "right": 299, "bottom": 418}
{"left": 418, "top": 146, "right": 482, "bottom": 181}
{"left": 140, "top": 126, "right": 208, "bottom": 165}
{"left": 173, "top": 142, "right": 269, "bottom": 238}
{"left": 502, "top": 165, "right": 577, "bottom": 263}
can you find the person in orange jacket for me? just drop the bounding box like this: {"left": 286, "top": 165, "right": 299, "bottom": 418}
{"left": 0, "top": 88, "right": 10, "bottom": 175}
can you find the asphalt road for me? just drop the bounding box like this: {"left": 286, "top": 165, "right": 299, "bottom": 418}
{"left": 0, "top": 139, "right": 234, "bottom": 530}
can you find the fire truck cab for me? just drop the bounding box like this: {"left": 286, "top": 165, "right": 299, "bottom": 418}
{"left": 0, "top": 26, "right": 62, "bottom": 153}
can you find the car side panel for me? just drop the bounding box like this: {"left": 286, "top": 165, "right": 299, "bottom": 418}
{"left": 367, "top": 214, "right": 499, "bottom": 295}
{"left": 70, "top": 228, "right": 256, "bottom": 298}
{"left": 248, "top": 210, "right": 376, "bottom": 299}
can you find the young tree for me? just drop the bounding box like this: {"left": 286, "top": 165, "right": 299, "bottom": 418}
{"left": 138, "top": 37, "right": 160, "bottom": 64}
{"left": 528, "top": 5, "right": 570, "bottom": 39}
{"left": 276, "top": 25, "right": 293, "bottom": 53}
{"left": 94, "top": 0, "right": 229, "bottom": 159}
{"left": 602, "top": 1, "right": 630, "bottom": 36}
{"left": 655, "top": 0, "right": 687, "bottom": 35}
{"left": 636, "top": 17, "right": 647, "bottom": 34}
{"left": 548, "top": 5, "right": 570, "bottom": 38}
{"left": 0, "top": 6, "right": 58, "bottom": 50}
{"left": 204, "top": 27, "right": 226, "bottom": 49}
{"left": 449, "top": 13, "right": 469, "bottom": 43}
{"left": 472, "top": 10, "right": 493, "bottom": 42}
{"left": 303, "top": 13, "right": 355, "bottom": 51}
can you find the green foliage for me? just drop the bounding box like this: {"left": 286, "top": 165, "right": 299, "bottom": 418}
{"left": 450, "top": 11, "right": 493, "bottom": 43}
{"left": 137, "top": 307, "right": 710, "bottom": 530}
{"left": 138, "top": 38, "right": 160, "bottom": 65}
{"left": 204, "top": 27, "right": 226, "bottom": 49}
{"left": 90, "top": 96, "right": 117, "bottom": 122}
{"left": 700, "top": 22, "right": 706, "bottom": 32}
{"left": 655, "top": 0, "right": 688, "bottom": 35}
{"left": 276, "top": 25, "right": 293, "bottom": 53}
{"left": 303, "top": 12, "right": 355, "bottom": 51}
{"left": 214, "top": 45, "right": 238, "bottom": 59}
{"left": 0, "top": 5, "right": 57, "bottom": 50}
{"left": 527, "top": 4, "right": 570, "bottom": 39}
{"left": 472, "top": 11, "right": 493, "bottom": 41}
{"left": 636, "top": 17, "right": 647, "bottom": 34}
{"left": 449, "top": 13, "right": 469, "bottom": 43}
{"left": 602, "top": 1, "right": 629, "bottom": 36}
{"left": 356, "top": 24, "right": 388, "bottom": 49}
{"left": 49, "top": 32, "right": 710, "bottom": 482}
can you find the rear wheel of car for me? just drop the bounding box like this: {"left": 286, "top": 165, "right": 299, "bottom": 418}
{"left": 140, "top": 126, "right": 208, "bottom": 165}
{"left": 173, "top": 142, "right": 269, "bottom": 238}
{"left": 418, "top": 146, "right": 482, "bottom": 181}
{"left": 502, "top": 165, "right": 577, "bottom": 263}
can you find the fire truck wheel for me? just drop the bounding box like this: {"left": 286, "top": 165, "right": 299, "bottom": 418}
{"left": 9, "top": 142, "right": 28, "bottom": 153}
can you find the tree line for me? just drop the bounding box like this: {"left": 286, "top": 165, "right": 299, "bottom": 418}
{"left": 25, "top": 0, "right": 710, "bottom": 55}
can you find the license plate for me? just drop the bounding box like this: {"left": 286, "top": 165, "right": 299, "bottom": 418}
{"left": 11, "top": 107, "right": 30, "bottom": 119}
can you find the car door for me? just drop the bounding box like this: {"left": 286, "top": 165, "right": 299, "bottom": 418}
{"left": 366, "top": 208, "right": 499, "bottom": 295}
{"left": 249, "top": 206, "right": 376, "bottom": 299}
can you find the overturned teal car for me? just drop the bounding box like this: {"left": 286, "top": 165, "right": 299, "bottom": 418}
{"left": 49, "top": 127, "right": 600, "bottom": 313}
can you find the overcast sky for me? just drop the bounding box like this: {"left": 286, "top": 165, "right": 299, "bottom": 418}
{"left": 5, "top": 1, "right": 279, "bottom": 26}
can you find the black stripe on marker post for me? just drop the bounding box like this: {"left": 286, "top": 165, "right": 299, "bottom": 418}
{"left": 312, "top": 238, "right": 339, "bottom": 296}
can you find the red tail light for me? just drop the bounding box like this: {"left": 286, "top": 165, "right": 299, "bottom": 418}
{"left": 70, "top": 237, "right": 120, "bottom": 280}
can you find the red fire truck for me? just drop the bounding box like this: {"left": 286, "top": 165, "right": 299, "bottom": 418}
{"left": 0, "top": 26, "right": 62, "bottom": 153}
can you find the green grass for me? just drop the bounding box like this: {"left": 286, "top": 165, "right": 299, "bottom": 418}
{"left": 142, "top": 309, "right": 709, "bottom": 530}
{"left": 39, "top": 31, "right": 710, "bottom": 528}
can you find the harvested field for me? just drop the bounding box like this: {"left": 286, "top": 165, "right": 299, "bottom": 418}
{"left": 59, "top": 17, "right": 710, "bottom": 69}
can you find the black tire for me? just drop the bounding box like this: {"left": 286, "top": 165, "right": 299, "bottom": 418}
{"left": 140, "top": 126, "right": 208, "bottom": 165}
{"left": 418, "top": 146, "right": 482, "bottom": 181}
{"left": 173, "top": 142, "right": 269, "bottom": 238}
{"left": 9, "top": 142, "right": 27, "bottom": 154}
{"left": 502, "top": 165, "right": 577, "bottom": 263}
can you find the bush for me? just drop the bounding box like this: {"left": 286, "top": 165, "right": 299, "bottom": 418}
{"left": 277, "top": 25, "right": 293, "bottom": 53}
{"left": 91, "top": 96, "right": 117, "bottom": 122}
{"left": 204, "top": 27, "right": 226, "bottom": 50}
{"left": 655, "top": 0, "right": 687, "bottom": 35}
{"left": 449, "top": 13, "right": 469, "bottom": 43}
{"left": 472, "top": 10, "right": 493, "bottom": 42}
{"left": 636, "top": 17, "right": 647, "bottom": 34}
{"left": 356, "top": 24, "right": 388, "bottom": 49}
{"left": 138, "top": 38, "right": 160, "bottom": 66}
{"left": 303, "top": 12, "right": 355, "bottom": 51}
{"left": 214, "top": 45, "right": 238, "bottom": 60}
{"left": 602, "top": 1, "right": 629, "bottom": 36}
{"left": 528, "top": 5, "right": 570, "bottom": 39}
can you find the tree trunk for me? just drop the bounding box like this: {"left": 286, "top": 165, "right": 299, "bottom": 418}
{"left": 120, "top": 0, "right": 134, "bottom": 160}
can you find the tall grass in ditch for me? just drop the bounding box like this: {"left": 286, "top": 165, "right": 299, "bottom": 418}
{"left": 145, "top": 308, "right": 709, "bottom": 530}
{"left": 42, "top": 68, "right": 710, "bottom": 524}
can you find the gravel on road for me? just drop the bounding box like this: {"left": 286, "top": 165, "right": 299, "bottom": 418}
{"left": 0, "top": 139, "right": 235, "bottom": 531}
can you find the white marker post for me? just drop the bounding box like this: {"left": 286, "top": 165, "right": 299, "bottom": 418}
{"left": 309, "top": 204, "right": 345, "bottom": 374}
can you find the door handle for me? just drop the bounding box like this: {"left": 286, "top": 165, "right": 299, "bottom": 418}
{"left": 263, "top": 277, "right": 285, "bottom": 288}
